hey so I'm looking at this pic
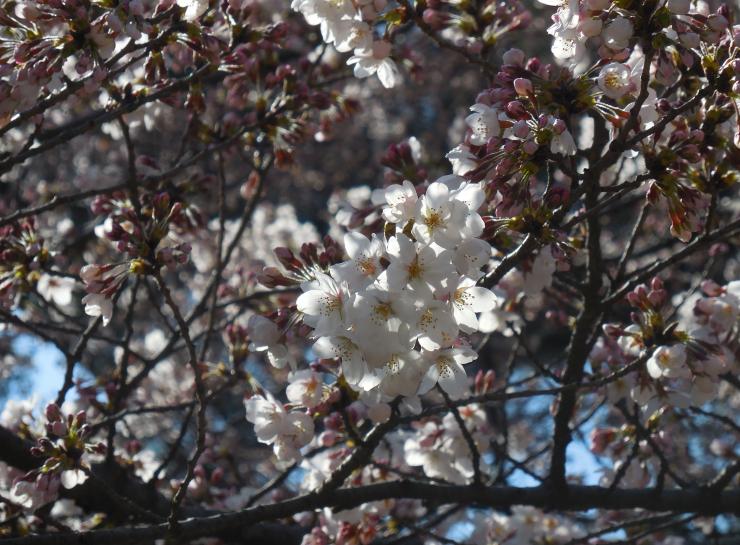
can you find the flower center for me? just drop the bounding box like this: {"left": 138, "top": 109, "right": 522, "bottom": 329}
{"left": 604, "top": 72, "right": 623, "bottom": 90}
{"left": 454, "top": 287, "right": 472, "bottom": 307}
{"left": 372, "top": 302, "right": 393, "bottom": 321}
{"left": 357, "top": 256, "right": 377, "bottom": 276}
{"left": 407, "top": 256, "right": 423, "bottom": 280}
{"left": 424, "top": 209, "right": 445, "bottom": 232}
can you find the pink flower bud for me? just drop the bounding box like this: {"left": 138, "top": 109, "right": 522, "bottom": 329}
{"left": 319, "top": 430, "right": 338, "bottom": 446}
{"left": 505, "top": 100, "right": 528, "bottom": 120}
{"left": 590, "top": 428, "right": 616, "bottom": 454}
{"left": 707, "top": 14, "right": 728, "bottom": 32}
{"left": 52, "top": 421, "right": 67, "bottom": 436}
{"left": 523, "top": 140, "right": 540, "bottom": 155}
{"left": 74, "top": 411, "right": 86, "bottom": 427}
{"left": 484, "top": 370, "right": 495, "bottom": 392}
{"left": 647, "top": 289, "right": 666, "bottom": 307}
{"left": 525, "top": 57, "right": 541, "bottom": 73}
{"left": 701, "top": 279, "right": 722, "bottom": 296}
{"left": 513, "top": 77, "right": 533, "bottom": 97}
{"left": 502, "top": 48, "right": 525, "bottom": 66}
{"left": 45, "top": 402, "right": 62, "bottom": 422}
{"left": 474, "top": 370, "right": 484, "bottom": 393}
{"left": 210, "top": 467, "right": 224, "bottom": 484}
{"left": 422, "top": 9, "right": 449, "bottom": 30}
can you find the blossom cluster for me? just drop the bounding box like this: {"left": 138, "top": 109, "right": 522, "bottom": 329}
{"left": 2, "top": 404, "right": 103, "bottom": 511}
{"left": 597, "top": 278, "right": 739, "bottom": 413}
{"left": 404, "top": 402, "right": 492, "bottom": 483}
{"left": 286, "top": 175, "right": 497, "bottom": 402}
{"left": 446, "top": 47, "right": 582, "bottom": 196}
{"left": 81, "top": 191, "right": 195, "bottom": 325}
{"left": 0, "top": 219, "right": 57, "bottom": 309}
{"left": 291, "top": 0, "right": 401, "bottom": 88}
{"left": 538, "top": 0, "right": 731, "bottom": 67}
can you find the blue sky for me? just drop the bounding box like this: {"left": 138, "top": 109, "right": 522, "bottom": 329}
{"left": 2, "top": 335, "right": 67, "bottom": 412}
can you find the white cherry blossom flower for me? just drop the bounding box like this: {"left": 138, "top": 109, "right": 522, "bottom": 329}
{"left": 373, "top": 180, "right": 418, "bottom": 224}
{"left": 81, "top": 293, "right": 113, "bottom": 326}
{"left": 382, "top": 235, "right": 455, "bottom": 297}
{"left": 347, "top": 41, "right": 401, "bottom": 89}
{"left": 617, "top": 324, "right": 645, "bottom": 356}
{"left": 403, "top": 421, "right": 476, "bottom": 483}
{"left": 297, "top": 272, "right": 350, "bottom": 337}
{"left": 550, "top": 124, "right": 577, "bottom": 156}
{"left": 418, "top": 346, "right": 477, "bottom": 398}
{"left": 352, "top": 325, "right": 423, "bottom": 395}
{"left": 546, "top": 0, "right": 585, "bottom": 62}
{"left": 292, "top": 0, "right": 357, "bottom": 45}
{"left": 60, "top": 469, "right": 88, "bottom": 490}
{"left": 646, "top": 344, "right": 689, "bottom": 379}
{"left": 248, "top": 315, "right": 294, "bottom": 369}
{"left": 411, "top": 182, "right": 469, "bottom": 249}
{"left": 602, "top": 17, "right": 633, "bottom": 51}
{"left": 37, "top": 274, "right": 75, "bottom": 306}
{"left": 399, "top": 299, "right": 459, "bottom": 351}
{"left": 597, "top": 62, "right": 632, "bottom": 99}
{"left": 334, "top": 19, "right": 373, "bottom": 53}
{"left": 465, "top": 104, "right": 500, "bottom": 146}
{"left": 450, "top": 181, "right": 486, "bottom": 238}
{"left": 405, "top": 434, "right": 465, "bottom": 483}
{"left": 454, "top": 238, "right": 492, "bottom": 278}
{"left": 313, "top": 335, "right": 372, "bottom": 388}
{"left": 347, "top": 287, "right": 407, "bottom": 340}
{"left": 286, "top": 370, "right": 324, "bottom": 409}
{"left": 330, "top": 232, "right": 385, "bottom": 290}
{"left": 446, "top": 145, "right": 477, "bottom": 176}
{"left": 523, "top": 248, "right": 556, "bottom": 295}
{"left": 244, "top": 395, "right": 314, "bottom": 464}
{"left": 176, "top": 0, "right": 208, "bottom": 21}
{"left": 374, "top": 349, "right": 424, "bottom": 398}
{"left": 9, "top": 473, "right": 60, "bottom": 511}
{"left": 448, "top": 276, "right": 499, "bottom": 333}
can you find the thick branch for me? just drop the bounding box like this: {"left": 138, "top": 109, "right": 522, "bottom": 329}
{"left": 1, "top": 482, "right": 739, "bottom": 545}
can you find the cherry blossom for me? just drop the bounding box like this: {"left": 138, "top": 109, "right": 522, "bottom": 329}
{"left": 245, "top": 395, "right": 315, "bottom": 465}
{"left": 347, "top": 41, "right": 401, "bottom": 89}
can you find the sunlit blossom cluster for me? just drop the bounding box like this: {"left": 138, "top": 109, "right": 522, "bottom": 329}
{"left": 291, "top": 0, "right": 400, "bottom": 88}
{"left": 289, "top": 177, "right": 496, "bottom": 401}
